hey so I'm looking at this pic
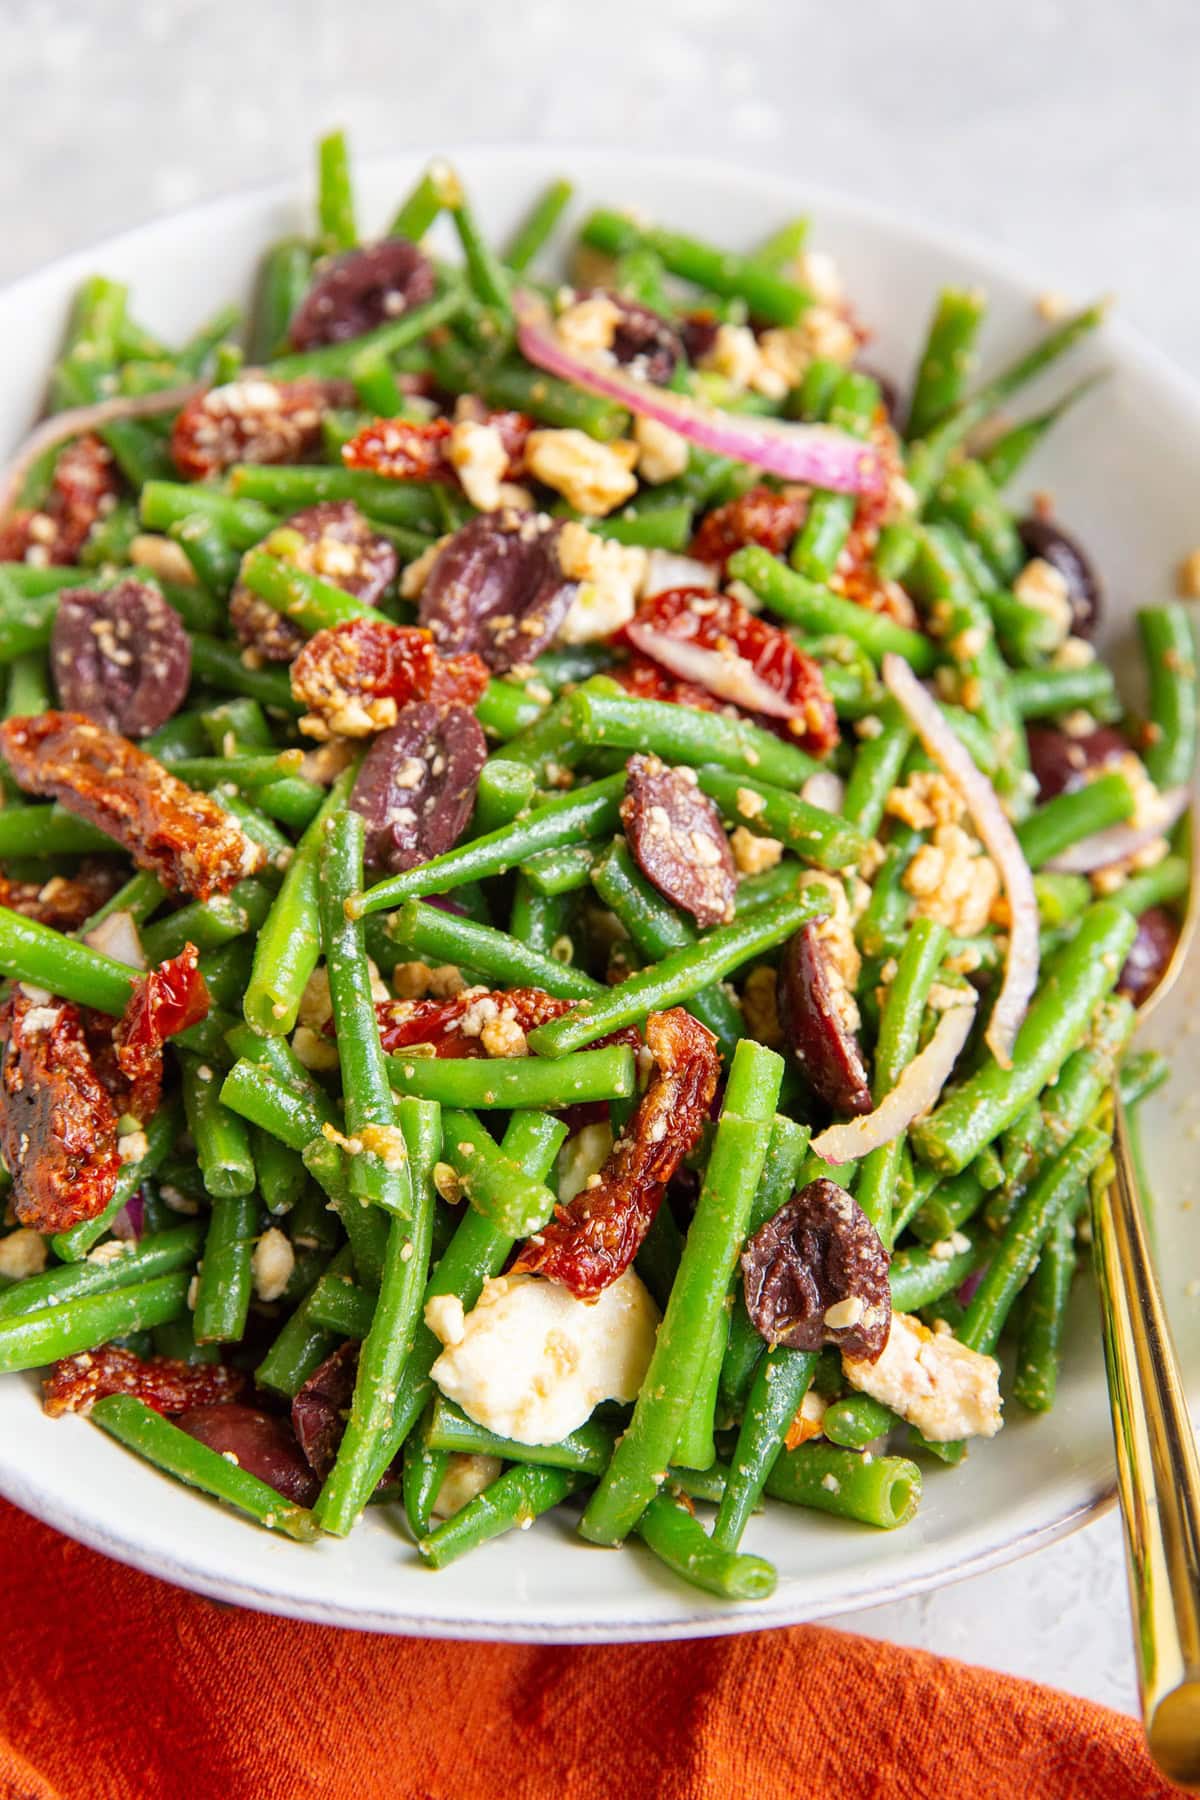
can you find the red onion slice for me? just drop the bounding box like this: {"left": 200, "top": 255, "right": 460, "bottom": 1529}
{"left": 0, "top": 384, "right": 204, "bottom": 524}
{"left": 514, "top": 293, "right": 885, "bottom": 496}
{"left": 811, "top": 998, "right": 977, "bottom": 1165}
{"left": 801, "top": 770, "right": 845, "bottom": 814}
{"left": 625, "top": 618, "right": 797, "bottom": 720}
{"left": 1044, "top": 786, "right": 1189, "bottom": 874}
{"left": 882, "top": 654, "right": 1038, "bottom": 1067}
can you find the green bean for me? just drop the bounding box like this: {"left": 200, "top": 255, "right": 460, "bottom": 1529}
{"left": 568, "top": 503, "right": 693, "bottom": 552}
{"left": 168, "top": 513, "right": 241, "bottom": 595}
{"left": 695, "top": 766, "right": 866, "bottom": 870}
{"left": 713, "top": 1344, "right": 817, "bottom": 1551}
{"left": 718, "top": 1116, "right": 811, "bottom": 1416}
{"left": 1110, "top": 854, "right": 1189, "bottom": 917}
{"left": 229, "top": 464, "right": 441, "bottom": 531}
{"left": 509, "top": 876, "right": 571, "bottom": 962}
{"left": 521, "top": 839, "right": 600, "bottom": 896}
{"left": 254, "top": 1127, "right": 308, "bottom": 1218}
{"left": 906, "top": 287, "right": 987, "bottom": 441}
{"left": 0, "top": 905, "right": 135, "bottom": 1012}
{"left": 505, "top": 178, "right": 574, "bottom": 271}
{"left": 91, "top": 1393, "right": 317, "bottom": 1540}
{"left": 1139, "top": 604, "right": 1197, "bottom": 789}
{"left": 475, "top": 679, "right": 546, "bottom": 741}
{"left": 139, "top": 878, "right": 275, "bottom": 965}
{"left": 256, "top": 1243, "right": 352, "bottom": 1397}
{"left": 821, "top": 1395, "right": 895, "bottom": 1450}
{"left": 471, "top": 759, "right": 536, "bottom": 836}
{"left": 763, "top": 1442, "right": 921, "bottom": 1528}
{"left": 386, "top": 899, "right": 602, "bottom": 1000}
{"left": 403, "top": 1406, "right": 450, "bottom": 1539}
{"left": 438, "top": 176, "right": 510, "bottom": 316}
{"left": 355, "top": 775, "right": 624, "bottom": 915}
{"left": 568, "top": 676, "right": 823, "bottom": 785}
{"left": 873, "top": 520, "right": 920, "bottom": 583}
{"left": 251, "top": 238, "right": 312, "bottom": 361}
{"left": 426, "top": 1395, "right": 614, "bottom": 1474}
{"left": 635, "top": 1494, "right": 777, "bottom": 1601}
{"left": 1013, "top": 1209, "right": 1076, "bottom": 1412}
{"left": 389, "top": 161, "right": 455, "bottom": 239}
{"left": 0, "top": 802, "right": 115, "bottom": 856}
{"left": 790, "top": 371, "right": 878, "bottom": 580}
{"left": 239, "top": 545, "right": 387, "bottom": 636}
{"left": 431, "top": 338, "right": 628, "bottom": 440}
{"left": 529, "top": 891, "right": 826, "bottom": 1058}
{"left": 581, "top": 1039, "right": 783, "bottom": 1543}
{"left": 439, "top": 1110, "right": 560, "bottom": 1237}
{"left": 418, "top": 1464, "right": 584, "bottom": 1569}
{"left": 976, "top": 377, "right": 1103, "bottom": 488}
{"left": 181, "top": 1053, "right": 256, "bottom": 1200}
{"left": 842, "top": 701, "right": 914, "bottom": 838}
{"left": 306, "top": 1273, "right": 376, "bottom": 1338}
{"left": 188, "top": 634, "right": 302, "bottom": 713}
{"left": 1009, "top": 659, "right": 1120, "bottom": 721}
{"left": 752, "top": 215, "right": 809, "bottom": 271}
{"left": 51, "top": 354, "right": 173, "bottom": 486}
{"left": 1034, "top": 870, "right": 1093, "bottom": 929}
{"left": 388, "top": 1043, "right": 635, "bottom": 1112}
{"left": 315, "top": 1097, "right": 439, "bottom": 1534}
{"left": 929, "top": 459, "right": 1023, "bottom": 583}
{"left": 1016, "top": 770, "right": 1134, "bottom": 869}
{"left": 908, "top": 1171, "right": 986, "bottom": 1246}
{"left": 267, "top": 288, "right": 464, "bottom": 382}
{"left": 579, "top": 208, "right": 809, "bottom": 326}
{"left": 1119, "top": 1048, "right": 1170, "bottom": 1110}
{"left": 0, "top": 1220, "right": 202, "bottom": 1323}
{"left": 192, "top": 1190, "right": 257, "bottom": 1344}
{"left": 51, "top": 1101, "right": 182, "bottom": 1262}
{"left": 0, "top": 1272, "right": 189, "bottom": 1374}
{"left": 856, "top": 917, "right": 950, "bottom": 1243}
{"left": 590, "top": 838, "right": 744, "bottom": 1053}
{"left": 728, "top": 545, "right": 937, "bottom": 673}
{"left": 914, "top": 903, "right": 1137, "bottom": 1175}
{"left": 316, "top": 127, "right": 358, "bottom": 252}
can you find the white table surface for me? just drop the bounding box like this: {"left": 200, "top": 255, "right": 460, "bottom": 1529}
{"left": 6, "top": 0, "right": 1198, "bottom": 1718}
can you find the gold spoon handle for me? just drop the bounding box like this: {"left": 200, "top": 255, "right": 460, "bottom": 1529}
{"left": 1091, "top": 1094, "right": 1200, "bottom": 1788}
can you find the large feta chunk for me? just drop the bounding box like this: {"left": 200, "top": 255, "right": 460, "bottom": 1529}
{"left": 841, "top": 1311, "right": 1003, "bottom": 1442}
{"left": 428, "top": 1268, "right": 658, "bottom": 1445}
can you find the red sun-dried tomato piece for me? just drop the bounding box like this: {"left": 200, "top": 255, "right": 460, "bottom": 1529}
{"left": 0, "top": 859, "right": 121, "bottom": 932}
{"left": 0, "top": 712, "right": 266, "bottom": 901}
{"left": 612, "top": 652, "right": 723, "bottom": 714}
{"left": 171, "top": 375, "right": 341, "bottom": 481}
{"left": 43, "top": 1344, "right": 247, "bottom": 1417}
{"left": 778, "top": 921, "right": 871, "bottom": 1116}
{"left": 230, "top": 500, "right": 398, "bottom": 665}
{"left": 177, "top": 1403, "right": 320, "bottom": 1506}
{"left": 690, "top": 484, "right": 809, "bottom": 574}
{"left": 344, "top": 416, "right": 453, "bottom": 483}
{"left": 350, "top": 701, "right": 487, "bottom": 874}
{"left": 622, "top": 587, "right": 839, "bottom": 756}
{"left": 290, "top": 617, "right": 488, "bottom": 739}
{"left": 289, "top": 238, "right": 437, "bottom": 350}
{"left": 113, "top": 943, "right": 210, "bottom": 1123}
{"left": 742, "top": 1179, "right": 891, "bottom": 1361}
{"left": 375, "top": 986, "right": 577, "bottom": 1058}
{"left": 0, "top": 990, "right": 119, "bottom": 1232}
{"left": 417, "top": 510, "right": 577, "bottom": 672}
{"left": 0, "top": 434, "right": 120, "bottom": 567}
{"left": 515, "top": 1007, "right": 720, "bottom": 1299}
{"left": 621, "top": 753, "right": 736, "bottom": 929}
{"left": 51, "top": 576, "right": 192, "bottom": 738}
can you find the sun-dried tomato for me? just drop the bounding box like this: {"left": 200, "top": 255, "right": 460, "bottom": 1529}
{"left": 621, "top": 754, "right": 736, "bottom": 929}
{"left": 515, "top": 1008, "right": 720, "bottom": 1299}
{"left": 0, "top": 435, "right": 120, "bottom": 566}
{"left": 230, "top": 500, "right": 398, "bottom": 665}
{"left": 613, "top": 652, "right": 724, "bottom": 714}
{"left": 343, "top": 410, "right": 533, "bottom": 494}
{"left": 0, "top": 859, "right": 121, "bottom": 931}
{"left": 691, "top": 485, "right": 809, "bottom": 574}
{"left": 113, "top": 943, "right": 209, "bottom": 1123}
{"left": 375, "top": 986, "right": 575, "bottom": 1058}
{"left": 171, "top": 375, "right": 345, "bottom": 481}
{"left": 0, "top": 713, "right": 267, "bottom": 901}
{"left": 742, "top": 1179, "right": 891, "bottom": 1361}
{"left": 290, "top": 618, "right": 488, "bottom": 739}
{"left": 0, "top": 990, "right": 119, "bottom": 1232}
{"left": 622, "top": 587, "right": 839, "bottom": 756}
{"left": 43, "top": 1344, "right": 247, "bottom": 1417}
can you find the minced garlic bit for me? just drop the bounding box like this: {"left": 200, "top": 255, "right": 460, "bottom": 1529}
{"left": 557, "top": 519, "right": 647, "bottom": 643}
{"left": 252, "top": 1226, "right": 295, "bottom": 1303}
{"left": 0, "top": 1227, "right": 48, "bottom": 1280}
{"left": 292, "top": 1024, "right": 340, "bottom": 1073}
{"left": 903, "top": 824, "right": 1001, "bottom": 938}
{"left": 448, "top": 419, "right": 509, "bottom": 512}
{"left": 730, "top": 825, "right": 784, "bottom": 875}
{"left": 843, "top": 1311, "right": 1003, "bottom": 1442}
{"left": 128, "top": 533, "right": 198, "bottom": 586}
{"left": 524, "top": 429, "right": 639, "bottom": 516}
{"left": 884, "top": 769, "right": 963, "bottom": 833}
{"left": 801, "top": 873, "right": 862, "bottom": 1032}
{"left": 634, "top": 414, "right": 689, "bottom": 484}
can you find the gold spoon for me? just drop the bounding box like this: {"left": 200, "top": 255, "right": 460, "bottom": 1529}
{"left": 1090, "top": 834, "right": 1200, "bottom": 1788}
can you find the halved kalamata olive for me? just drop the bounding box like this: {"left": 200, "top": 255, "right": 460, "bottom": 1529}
{"left": 620, "top": 753, "right": 736, "bottom": 928}
{"left": 351, "top": 700, "right": 487, "bottom": 874}
{"left": 592, "top": 291, "right": 684, "bottom": 385}
{"left": 1017, "top": 516, "right": 1102, "bottom": 638}
{"left": 1026, "top": 722, "right": 1129, "bottom": 800}
{"left": 778, "top": 921, "right": 872, "bottom": 1115}
{"left": 291, "top": 1340, "right": 359, "bottom": 1482}
{"left": 741, "top": 1179, "right": 891, "bottom": 1360}
{"left": 50, "top": 577, "right": 191, "bottom": 737}
{"left": 230, "top": 500, "right": 399, "bottom": 663}
{"left": 288, "top": 237, "right": 437, "bottom": 350}
{"left": 418, "top": 510, "right": 577, "bottom": 672}
{"left": 177, "top": 1402, "right": 319, "bottom": 1505}
{"left": 1118, "top": 906, "right": 1180, "bottom": 1008}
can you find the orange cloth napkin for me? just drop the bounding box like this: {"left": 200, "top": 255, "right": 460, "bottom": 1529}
{"left": 0, "top": 1497, "right": 1182, "bottom": 1800}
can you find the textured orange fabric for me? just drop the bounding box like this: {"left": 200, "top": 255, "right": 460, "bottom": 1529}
{"left": 0, "top": 1497, "right": 1183, "bottom": 1800}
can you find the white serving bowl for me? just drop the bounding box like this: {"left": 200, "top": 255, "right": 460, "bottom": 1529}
{"left": 0, "top": 147, "right": 1195, "bottom": 1641}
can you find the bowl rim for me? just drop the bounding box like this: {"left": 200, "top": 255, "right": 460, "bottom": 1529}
{"left": 0, "top": 141, "right": 1194, "bottom": 1639}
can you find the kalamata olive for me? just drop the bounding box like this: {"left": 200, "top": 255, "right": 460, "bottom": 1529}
{"left": 418, "top": 510, "right": 577, "bottom": 672}
{"left": 778, "top": 921, "right": 872, "bottom": 1115}
{"left": 288, "top": 237, "right": 436, "bottom": 350}
{"left": 1026, "top": 722, "right": 1130, "bottom": 800}
{"left": 620, "top": 753, "right": 737, "bottom": 929}
{"left": 1117, "top": 906, "right": 1180, "bottom": 1008}
{"left": 230, "top": 501, "right": 399, "bottom": 663}
{"left": 351, "top": 700, "right": 486, "bottom": 874}
{"left": 741, "top": 1179, "right": 891, "bottom": 1360}
{"left": 291, "top": 1341, "right": 359, "bottom": 1481}
{"left": 177, "top": 1402, "right": 319, "bottom": 1506}
{"left": 1017, "top": 516, "right": 1102, "bottom": 638}
{"left": 680, "top": 312, "right": 720, "bottom": 366}
{"left": 50, "top": 577, "right": 191, "bottom": 737}
{"left": 592, "top": 291, "right": 684, "bottom": 385}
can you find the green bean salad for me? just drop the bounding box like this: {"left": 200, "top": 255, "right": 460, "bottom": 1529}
{"left": 0, "top": 131, "right": 1193, "bottom": 1601}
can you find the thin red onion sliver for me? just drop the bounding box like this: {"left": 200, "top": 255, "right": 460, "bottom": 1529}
{"left": 0, "top": 383, "right": 204, "bottom": 523}
{"left": 1044, "top": 787, "right": 1188, "bottom": 874}
{"left": 111, "top": 1192, "right": 145, "bottom": 1244}
{"left": 514, "top": 293, "right": 885, "bottom": 496}
{"left": 624, "top": 619, "right": 797, "bottom": 720}
{"left": 882, "top": 654, "right": 1038, "bottom": 1068}
{"left": 810, "top": 999, "right": 976, "bottom": 1165}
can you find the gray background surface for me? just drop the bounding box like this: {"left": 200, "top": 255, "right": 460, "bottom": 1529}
{"left": 4, "top": 0, "right": 1196, "bottom": 1715}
